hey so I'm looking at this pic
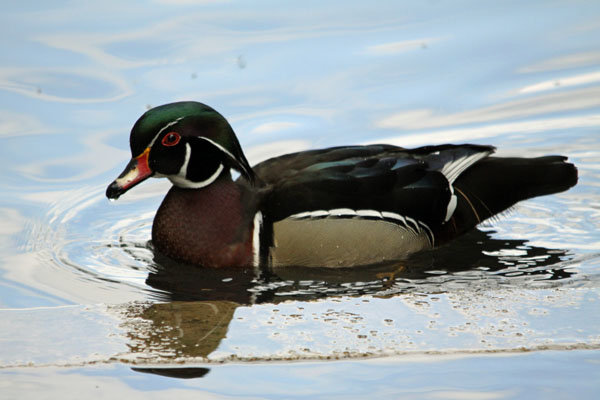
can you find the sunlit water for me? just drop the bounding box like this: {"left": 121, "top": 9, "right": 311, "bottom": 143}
{"left": 1, "top": 1, "right": 600, "bottom": 398}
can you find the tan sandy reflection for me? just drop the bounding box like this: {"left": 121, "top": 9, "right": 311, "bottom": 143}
{"left": 119, "top": 301, "right": 239, "bottom": 360}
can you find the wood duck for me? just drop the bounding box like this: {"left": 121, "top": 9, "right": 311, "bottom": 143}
{"left": 106, "top": 101, "right": 578, "bottom": 268}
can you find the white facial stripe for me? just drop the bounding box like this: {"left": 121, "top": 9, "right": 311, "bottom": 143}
{"left": 198, "top": 136, "right": 237, "bottom": 161}
{"left": 199, "top": 136, "right": 254, "bottom": 178}
{"left": 148, "top": 117, "right": 184, "bottom": 148}
{"left": 252, "top": 211, "right": 263, "bottom": 267}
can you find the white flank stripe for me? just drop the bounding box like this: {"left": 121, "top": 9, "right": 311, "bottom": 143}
{"left": 252, "top": 211, "right": 263, "bottom": 267}
{"left": 329, "top": 208, "right": 357, "bottom": 216}
{"left": 357, "top": 209, "right": 383, "bottom": 218}
{"left": 405, "top": 216, "right": 419, "bottom": 231}
{"left": 418, "top": 221, "right": 435, "bottom": 247}
{"left": 290, "top": 211, "right": 312, "bottom": 219}
{"left": 381, "top": 211, "right": 406, "bottom": 224}
{"left": 342, "top": 209, "right": 434, "bottom": 244}
{"left": 288, "top": 208, "right": 433, "bottom": 244}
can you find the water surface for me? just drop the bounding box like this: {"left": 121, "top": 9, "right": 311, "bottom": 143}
{"left": 1, "top": 1, "right": 600, "bottom": 398}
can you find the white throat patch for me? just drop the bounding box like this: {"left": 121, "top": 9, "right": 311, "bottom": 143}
{"left": 167, "top": 143, "right": 224, "bottom": 189}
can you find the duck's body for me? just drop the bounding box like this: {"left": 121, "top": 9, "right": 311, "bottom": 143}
{"left": 106, "top": 102, "right": 578, "bottom": 268}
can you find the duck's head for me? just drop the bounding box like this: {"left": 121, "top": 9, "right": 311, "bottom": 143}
{"left": 106, "top": 101, "right": 254, "bottom": 200}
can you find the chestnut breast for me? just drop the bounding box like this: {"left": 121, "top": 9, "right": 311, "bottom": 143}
{"left": 152, "top": 181, "right": 254, "bottom": 267}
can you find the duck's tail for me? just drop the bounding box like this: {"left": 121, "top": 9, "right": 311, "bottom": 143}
{"left": 435, "top": 155, "right": 578, "bottom": 244}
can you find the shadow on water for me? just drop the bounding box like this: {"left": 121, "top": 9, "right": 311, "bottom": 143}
{"left": 128, "top": 227, "right": 574, "bottom": 379}
{"left": 144, "top": 227, "right": 574, "bottom": 304}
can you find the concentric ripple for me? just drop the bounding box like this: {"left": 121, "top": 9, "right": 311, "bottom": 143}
{"left": 17, "top": 184, "right": 159, "bottom": 303}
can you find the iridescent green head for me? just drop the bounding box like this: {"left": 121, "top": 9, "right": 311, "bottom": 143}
{"left": 106, "top": 101, "right": 255, "bottom": 200}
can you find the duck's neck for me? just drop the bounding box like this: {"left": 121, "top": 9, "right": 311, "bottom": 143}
{"left": 152, "top": 177, "right": 256, "bottom": 267}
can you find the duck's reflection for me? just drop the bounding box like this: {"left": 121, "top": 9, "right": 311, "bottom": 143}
{"left": 131, "top": 366, "right": 210, "bottom": 379}
{"left": 128, "top": 228, "right": 574, "bottom": 379}
{"left": 122, "top": 299, "right": 239, "bottom": 380}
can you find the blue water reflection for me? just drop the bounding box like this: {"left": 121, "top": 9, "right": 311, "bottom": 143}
{"left": 0, "top": 0, "right": 599, "bottom": 396}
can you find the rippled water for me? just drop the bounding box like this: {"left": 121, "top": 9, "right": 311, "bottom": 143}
{"left": 1, "top": 1, "right": 600, "bottom": 398}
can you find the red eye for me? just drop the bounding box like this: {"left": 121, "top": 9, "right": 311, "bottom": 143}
{"left": 161, "top": 132, "right": 181, "bottom": 147}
